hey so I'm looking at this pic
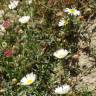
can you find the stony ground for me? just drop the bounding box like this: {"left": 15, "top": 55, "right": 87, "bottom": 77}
{"left": 75, "top": 17, "right": 96, "bottom": 95}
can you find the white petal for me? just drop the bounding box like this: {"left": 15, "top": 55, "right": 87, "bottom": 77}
{"left": 55, "top": 84, "right": 71, "bottom": 94}
{"left": 53, "top": 49, "right": 68, "bottom": 58}
{"left": 58, "top": 18, "right": 64, "bottom": 27}
{"left": 74, "top": 10, "right": 80, "bottom": 16}
{"left": 8, "top": 0, "right": 19, "bottom": 9}
{"left": 64, "top": 8, "right": 70, "bottom": 12}
{"left": 20, "top": 77, "right": 27, "bottom": 83}
{"left": 19, "top": 16, "right": 30, "bottom": 24}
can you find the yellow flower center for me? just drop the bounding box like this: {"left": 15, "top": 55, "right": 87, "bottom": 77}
{"left": 27, "top": 79, "right": 33, "bottom": 84}
{"left": 69, "top": 9, "right": 75, "bottom": 13}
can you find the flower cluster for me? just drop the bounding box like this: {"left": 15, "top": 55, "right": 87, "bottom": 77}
{"left": 58, "top": 8, "right": 81, "bottom": 27}
{"left": 19, "top": 48, "right": 69, "bottom": 94}
{"left": 0, "top": 0, "right": 82, "bottom": 96}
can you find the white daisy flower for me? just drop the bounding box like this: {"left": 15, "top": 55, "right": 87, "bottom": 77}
{"left": 55, "top": 84, "right": 71, "bottom": 94}
{"left": 53, "top": 49, "right": 68, "bottom": 59}
{"left": 19, "top": 16, "right": 30, "bottom": 24}
{"left": 20, "top": 72, "right": 36, "bottom": 85}
{"left": 8, "top": 0, "right": 19, "bottom": 9}
{"left": 58, "top": 18, "right": 68, "bottom": 27}
{"left": 64, "top": 8, "right": 80, "bottom": 16}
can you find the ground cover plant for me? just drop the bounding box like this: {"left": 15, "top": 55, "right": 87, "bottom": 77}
{"left": 0, "top": 0, "right": 96, "bottom": 96}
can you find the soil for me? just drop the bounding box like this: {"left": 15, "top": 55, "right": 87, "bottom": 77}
{"left": 74, "top": 17, "right": 96, "bottom": 95}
